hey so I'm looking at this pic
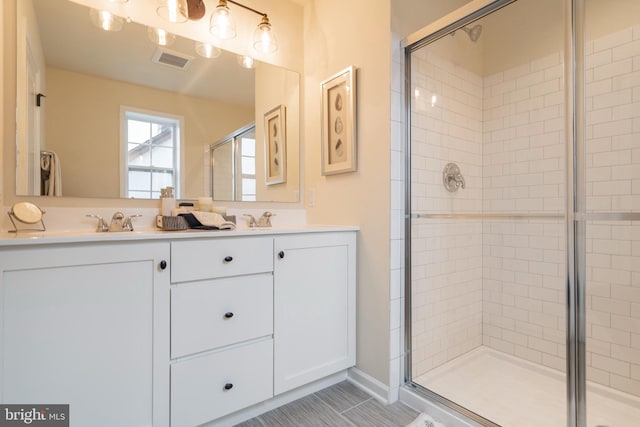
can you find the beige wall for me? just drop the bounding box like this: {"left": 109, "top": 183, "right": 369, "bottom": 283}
{"left": 391, "top": 0, "right": 473, "bottom": 38}
{"left": 255, "top": 64, "right": 300, "bottom": 202}
{"left": 303, "top": 0, "right": 393, "bottom": 385}
{"left": 45, "top": 67, "right": 253, "bottom": 199}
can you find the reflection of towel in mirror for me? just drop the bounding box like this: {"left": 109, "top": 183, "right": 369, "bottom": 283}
{"left": 40, "top": 151, "right": 62, "bottom": 196}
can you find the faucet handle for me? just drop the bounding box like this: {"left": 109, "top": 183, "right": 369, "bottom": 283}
{"left": 243, "top": 214, "right": 257, "bottom": 227}
{"left": 123, "top": 214, "right": 143, "bottom": 231}
{"left": 260, "top": 211, "right": 275, "bottom": 227}
{"left": 86, "top": 214, "right": 109, "bottom": 232}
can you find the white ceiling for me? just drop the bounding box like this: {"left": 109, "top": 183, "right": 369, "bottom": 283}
{"left": 34, "top": 0, "right": 257, "bottom": 107}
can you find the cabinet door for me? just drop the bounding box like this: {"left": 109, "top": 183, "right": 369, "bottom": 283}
{"left": 0, "top": 243, "right": 170, "bottom": 427}
{"left": 273, "top": 232, "right": 356, "bottom": 394}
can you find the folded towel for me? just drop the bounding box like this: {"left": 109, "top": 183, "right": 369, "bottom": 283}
{"left": 179, "top": 212, "right": 236, "bottom": 230}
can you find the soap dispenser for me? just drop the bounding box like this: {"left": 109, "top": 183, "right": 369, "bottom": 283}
{"left": 160, "top": 187, "right": 176, "bottom": 217}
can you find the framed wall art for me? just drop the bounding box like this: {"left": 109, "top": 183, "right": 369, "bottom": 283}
{"left": 264, "top": 104, "right": 286, "bottom": 185}
{"left": 321, "top": 66, "right": 357, "bottom": 175}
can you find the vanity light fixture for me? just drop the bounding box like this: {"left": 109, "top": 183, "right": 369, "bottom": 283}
{"left": 195, "top": 41, "right": 221, "bottom": 58}
{"left": 147, "top": 27, "right": 176, "bottom": 47}
{"left": 156, "top": 0, "right": 189, "bottom": 24}
{"left": 253, "top": 16, "right": 277, "bottom": 53}
{"left": 209, "top": 0, "right": 236, "bottom": 40}
{"left": 210, "top": 0, "right": 278, "bottom": 53}
{"left": 89, "top": 8, "right": 124, "bottom": 32}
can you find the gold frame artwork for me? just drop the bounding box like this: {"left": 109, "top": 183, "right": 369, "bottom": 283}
{"left": 264, "top": 105, "right": 287, "bottom": 185}
{"left": 321, "top": 66, "right": 357, "bottom": 175}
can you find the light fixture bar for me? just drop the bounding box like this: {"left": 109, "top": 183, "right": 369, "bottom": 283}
{"left": 226, "top": 0, "right": 267, "bottom": 19}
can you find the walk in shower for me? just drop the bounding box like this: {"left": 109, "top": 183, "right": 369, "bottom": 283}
{"left": 404, "top": 0, "right": 640, "bottom": 426}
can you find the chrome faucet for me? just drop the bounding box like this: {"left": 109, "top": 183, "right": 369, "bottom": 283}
{"left": 243, "top": 211, "right": 276, "bottom": 228}
{"left": 123, "top": 214, "right": 142, "bottom": 231}
{"left": 258, "top": 211, "right": 274, "bottom": 227}
{"left": 86, "top": 214, "right": 109, "bottom": 232}
{"left": 87, "top": 212, "right": 142, "bottom": 232}
{"left": 109, "top": 212, "right": 125, "bottom": 232}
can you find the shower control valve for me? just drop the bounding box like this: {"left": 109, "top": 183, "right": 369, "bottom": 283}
{"left": 443, "top": 163, "right": 466, "bottom": 192}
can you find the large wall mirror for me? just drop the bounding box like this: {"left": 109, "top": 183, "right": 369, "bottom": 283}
{"left": 14, "top": 0, "right": 300, "bottom": 202}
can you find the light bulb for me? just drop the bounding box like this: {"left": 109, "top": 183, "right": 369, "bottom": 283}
{"left": 147, "top": 27, "right": 176, "bottom": 47}
{"left": 209, "top": 0, "right": 236, "bottom": 40}
{"left": 253, "top": 16, "right": 278, "bottom": 54}
{"left": 196, "top": 42, "right": 221, "bottom": 59}
{"left": 238, "top": 55, "right": 255, "bottom": 69}
{"left": 89, "top": 9, "right": 124, "bottom": 32}
{"left": 157, "top": 0, "right": 188, "bottom": 24}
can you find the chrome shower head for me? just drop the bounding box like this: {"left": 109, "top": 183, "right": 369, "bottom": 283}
{"left": 462, "top": 25, "right": 482, "bottom": 42}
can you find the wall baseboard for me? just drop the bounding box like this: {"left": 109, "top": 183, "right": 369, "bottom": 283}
{"left": 347, "top": 367, "right": 394, "bottom": 404}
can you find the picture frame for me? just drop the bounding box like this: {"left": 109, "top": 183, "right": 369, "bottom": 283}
{"left": 321, "top": 66, "right": 357, "bottom": 175}
{"left": 264, "top": 104, "right": 286, "bottom": 185}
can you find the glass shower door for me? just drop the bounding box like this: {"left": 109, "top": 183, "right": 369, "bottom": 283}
{"left": 407, "top": 0, "right": 568, "bottom": 425}
{"left": 581, "top": 0, "right": 640, "bottom": 425}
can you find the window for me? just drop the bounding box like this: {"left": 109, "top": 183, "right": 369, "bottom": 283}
{"left": 122, "top": 109, "right": 181, "bottom": 199}
{"left": 238, "top": 128, "right": 257, "bottom": 201}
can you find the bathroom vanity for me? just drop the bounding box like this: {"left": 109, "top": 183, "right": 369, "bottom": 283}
{"left": 0, "top": 227, "right": 357, "bottom": 427}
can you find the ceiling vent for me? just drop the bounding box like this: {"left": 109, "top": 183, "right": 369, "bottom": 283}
{"left": 152, "top": 48, "right": 194, "bottom": 70}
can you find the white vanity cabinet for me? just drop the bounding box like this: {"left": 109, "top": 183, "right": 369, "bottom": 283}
{"left": 169, "top": 237, "right": 275, "bottom": 427}
{"left": 0, "top": 227, "right": 357, "bottom": 427}
{"left": 0, "top": 242, "right": 170, "bottom": 427}
{"left": 273, "top": 232, "right": 357, "bottom": 394}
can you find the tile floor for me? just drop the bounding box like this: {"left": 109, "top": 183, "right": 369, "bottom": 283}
{"left": 235, "top": 381, "right": 420, "bottom": 427}
{"left": 415, "top": 346, "right": 640, "bottom": 427}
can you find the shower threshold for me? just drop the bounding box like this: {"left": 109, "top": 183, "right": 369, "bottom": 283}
{"left": 413, "top": 347, "right": 640, "bottom": 427}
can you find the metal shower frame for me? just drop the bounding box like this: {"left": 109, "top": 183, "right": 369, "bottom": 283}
{"left": 399, "top": 0, "right": 639, "bottom": 425}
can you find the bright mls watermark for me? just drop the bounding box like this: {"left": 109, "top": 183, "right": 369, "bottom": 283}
{"left": 0, "top": 405, "right": 68, "bottom": 426}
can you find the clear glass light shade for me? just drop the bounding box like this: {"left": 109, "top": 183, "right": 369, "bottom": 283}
{"left": 147, "top": 27, "right": 176, "bottom": 47}
{"left": 89, "top": 9, "right": 124, "bottom": 32}
{"left": 156, "top": 0, "right": 188, "bottom": 24}
{"left": 195, "top": 42, "right": 221, "bottom": 59}
{"left": 253, "top": 17, "right": 278, "bottom": 53}
{"left": 238, "top": 55, "right": 255, "bottom": 69}
{"left": 209, "top": 1, "right": 236, "bottom": 40}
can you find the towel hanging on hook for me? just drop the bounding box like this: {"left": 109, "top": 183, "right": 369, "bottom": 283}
{"left": 36, "top": 93, "right": 46, "bottom": 107}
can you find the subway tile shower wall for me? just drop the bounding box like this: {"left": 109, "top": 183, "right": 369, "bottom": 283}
{"left": 409, "top": 24, "right": 640, "bottom": 396}
{"left": 584, "top": 25, "right": 640, "bottom": 397}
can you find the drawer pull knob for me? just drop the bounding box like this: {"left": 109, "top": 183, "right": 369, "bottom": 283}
{"left": 224, "top": 312, "right": 234, "bottom": 319}
{"left": 159, "top": 260, "right": 167, "bottom": 270}
{"left": 223, "top": 256, "right": 233, "bottom": 263}
{"left": 224, "top": 383, "right": 234, "bottom": 391}
{"left": 278, "top": 251, "right": 285, "bottom": 259}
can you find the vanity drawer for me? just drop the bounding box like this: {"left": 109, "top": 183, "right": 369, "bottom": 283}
{"left": 171, "top": 274, "right": 273, "bottom": 358}
{"left": 171, "top": 339, "right": 273, "bottom": 427}
{"left": 170, "top": 237, "right": 273, "bottom": 283}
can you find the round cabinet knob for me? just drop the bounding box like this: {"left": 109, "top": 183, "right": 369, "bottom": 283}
{"left": 223, "top": 256, "right": 233, "bottom": 263}
{"left": 278, "top": 251, "right": 285, "bottom": 259}
{"left": 223, "top": 383, "right": 233, "bottom": 391}
{"left": 159, "top": 260, "right": 167, "bottom": 270}
{"left": 224, "top": 312, "right": 234, "bottom": 319}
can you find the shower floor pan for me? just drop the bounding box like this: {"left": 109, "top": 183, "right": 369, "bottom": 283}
{"left": 414, "top": 346, "right": 640, "bottom": 427}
